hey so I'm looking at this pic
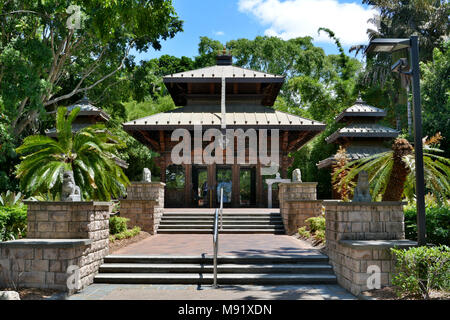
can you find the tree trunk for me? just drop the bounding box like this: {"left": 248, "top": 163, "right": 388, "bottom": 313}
{"left": 382, "top": 138, "right": 413, "bottom": 201}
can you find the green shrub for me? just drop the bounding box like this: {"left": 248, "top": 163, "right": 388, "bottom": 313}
{"left": 306, "top": 216, "right": 326, "bottom": 233}
{"left": 404, "top": 205, "right": 450, "bottom": 245}
{"left": 0, "top": 205, "right": 27, "bottom": 241}
{"left": 109, "top": 216, "right": 129, "bottom": 235}
{"left": 313, "top": 229, "right": 326, "bottom": 243}
{"left": 298, "top": 226, "right": 311, "bottom": 238}
{"left": 391, "top": 245, "right": 450, "bottom": 299}
{"left": 110, "top": 226, "right": 141, "bottom": 242}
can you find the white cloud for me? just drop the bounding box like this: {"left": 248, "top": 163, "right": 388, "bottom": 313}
{"left": 238, "top": 0, "right": 377, "bottom": 45}
{"left": 214, "top": 31, "right": 225, "bottom": 36}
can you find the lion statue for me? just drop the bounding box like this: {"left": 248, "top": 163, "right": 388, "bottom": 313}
{"left": 352, "top": 170, "right": 371, "bottom": 202}
{"left": 292, "top": 168, "right": 302, "bottom": 182}
{"left": 61, "top": 170, "right": 81, "bottom": 201}
{"left": 142, "top": 168, "right": 151, "bottom": 182}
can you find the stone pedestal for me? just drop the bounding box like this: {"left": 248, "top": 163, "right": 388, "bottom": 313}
{"left": 278, "top": 182, "right": 322, "bottom": 235}
{"left": 323, "top": 201, "right": 417, "bottom": 296}
{"left": 119, "top": 182, "right": 165, "bottom": 234}
{"left": 0, "top": 201, "right": 112, "bottom": 295}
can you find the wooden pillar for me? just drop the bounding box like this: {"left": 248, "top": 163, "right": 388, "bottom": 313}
{"left": 232, "top": 164, "right": 240, "bottom": 207}
{"left": 184, "top": 163, "right": 192, "bottom": 207}
{"left": 256, "top": 161, "right": 263, "bottom": 208}
{"left": 207, "top": 164, "right": 216, "bottom": 208}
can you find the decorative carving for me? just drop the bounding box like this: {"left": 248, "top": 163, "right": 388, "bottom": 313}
{"left": 142, "top": 168, "right": 152, "bottom": 182}
{"left": 292, "top": 168, "right": 302, "bottom": 182}
{"left": 352, "top": 170, "right": 371, "bottom": 202}
{"left": 61, "top": 170, "right": 81, "bottom": 201}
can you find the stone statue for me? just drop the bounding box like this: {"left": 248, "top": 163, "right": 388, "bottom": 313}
{"left": 61, "top": 170, "right": 81, "bottom": 201}
{"left": 275, "top": 172, "right": 281, "bottom": 179}
{"left": 352, "top": 170, "right": 371, "bottom": 202}
{"left": 292, "top": 168, "right": 302, "bottom": 182}
{"left": 142, "top": 168, "right": 151, "bottom": 182}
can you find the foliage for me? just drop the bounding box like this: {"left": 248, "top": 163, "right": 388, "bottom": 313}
{"left": 298, "top": 227, "right": 311, "bottom": 238}
{"left": 404, "top": 205, "right": 450, "bottom": 246}
{"left": 298, "top": 215, "right": 326, "bottom": 244}
{"left": 391, "top": 245, "right": 450, "bottom": 299}
{"left": 0, "top": 205, "right": 27, "bottom": 241}
{"left": 306, "top": 216, "right": 326, "bottom": 233}
{"left": 333, "top": 136, "right": 450, "bottom": 202}
{"left": 332, "top": 147, "right": 355, "bottom": 201}
{"left": 109, "top": 215, "right": 129, "bottom": 235}
{"left": 109, "top": 226, "right": 141, "bottom": 242}
{"left": 15, "top": 107, "right": 130, "bottom": 201}
{"left": 0, "top": 190, "right": 24, "bottom": 207}
{"left": 421, "top": 42, "right": 450, "bottom": 156}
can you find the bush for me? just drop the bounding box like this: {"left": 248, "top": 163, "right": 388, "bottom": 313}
{"left": 298, "top": 227, "right": 311, "bottom": 238}
{"left": 0, "top": 205, "right": 27, "bottom": 241}
{"left": 391, "top": 245, "right": 450, "bottom": 299}
{"left": 109, "top": 226, "right": 141, "bottom": 242}
{"left": 404, "top": 205, "right": 450, "bottom": 245}
{"left": 306, "top": 216, "right": 325, "bottom": 233}
{"left": 109, "top": 216, "right": 129, "bottom": 235}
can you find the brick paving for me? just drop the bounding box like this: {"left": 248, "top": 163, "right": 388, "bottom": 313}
{"left": 112, "top": 233, "right": 320, "bottom": 256}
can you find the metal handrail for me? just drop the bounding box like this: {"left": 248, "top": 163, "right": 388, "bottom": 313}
{"left": 212, "top": 187, "right": 224, "bottom": 288}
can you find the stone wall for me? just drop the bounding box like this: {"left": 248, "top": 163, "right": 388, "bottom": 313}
{"left": 323, "top": 201, "right": 416, "bottom": 296}
{"left": 120, "top": 182, "right": 165, "bottom": 234}
{"left": 278, "top": 182, "right": 322, "bottom": 235}
{"left": 0, "top": 201, "right": 112, "bottom": 295}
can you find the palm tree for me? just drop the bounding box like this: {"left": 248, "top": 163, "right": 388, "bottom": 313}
{"left": 332, "top": 135, "right": 450, "bottom": 202}
{"left": 15, "top": 106, "right": 129, "bottom": 201}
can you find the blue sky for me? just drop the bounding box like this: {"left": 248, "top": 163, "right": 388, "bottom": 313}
{"left": 132, "top": 0, "right": 377, "bottom": 63}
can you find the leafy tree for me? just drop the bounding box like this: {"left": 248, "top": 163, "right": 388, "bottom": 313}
{"left": 421, "top": 42, "right": 450, "bottom": 156}
{"left": 15, "top": 107, "right": 130, "bottom": 201}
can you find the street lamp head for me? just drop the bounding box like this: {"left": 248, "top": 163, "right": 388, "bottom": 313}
{"left": 365, "top": 38, "right": 411, "bottom": 54}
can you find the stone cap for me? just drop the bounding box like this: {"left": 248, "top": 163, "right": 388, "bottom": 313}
{"left": 322, "top": 200, "right": 407, "bottom": 206}
{"left": 130, "top": 182, "right": 166, "bottom": 187}
{"left": 285, "top": 199, "right": 323, "bottom": 203}
{"left": 279, "top": 182, "right": 318, "bottom": 187}
{"left": 0, "top": 239, "right": 92, "bottom": 248}
{"left": 339, "top": 239, "right": 417, "bottom": 249}
{"left": 23, "top": 201, "right": 112, "bottom": 205}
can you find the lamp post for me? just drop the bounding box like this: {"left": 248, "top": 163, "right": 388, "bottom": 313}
{"left": 365, "top": 36, "right": 426, "bottom": 246}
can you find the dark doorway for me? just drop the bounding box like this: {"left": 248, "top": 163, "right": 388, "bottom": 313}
{"left": 240, "top": 167, "right": 256, "bottom": 207}
{"left": 216, "top": 166, "right": 232, "bottom": 207}
{"left": 192, "top": 166, "right": 208, "bottom": 207}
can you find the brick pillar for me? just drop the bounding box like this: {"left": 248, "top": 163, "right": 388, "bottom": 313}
{"left": 0, "top": 201, "right": 113, "bottom": 294}
{"left": 323, "top": 201, "right": 416, "bottom": 296}
{"left": 119, "top": 182, "right": 165, "bottom": 234}
{"left": 278, "top": 182, "right": 322, "bottom": 235}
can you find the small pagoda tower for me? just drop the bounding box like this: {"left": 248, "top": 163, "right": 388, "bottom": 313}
{"left": 46, "top": 96, "right": 128, "bottom": 169}
{"left": 317, "top": 97, "right": 399, "bottom": 171}
{"left": 46, "top": 96, "right": 110, "bottom": 137}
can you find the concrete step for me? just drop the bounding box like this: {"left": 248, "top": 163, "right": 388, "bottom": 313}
{"left": 161, "top": 217, "right": 283, "bottom": 221}
{"left": 104, "top": 254, "right": 330, "bottom": 264}
{"left": 94, "top": 273, "right": 337, "bottom": 285}
{"left": 99, "top": 263, "right": 334, "bottom": 274}
{"left": 158, "top": 223, "right": 283, "bottom": 228}
{"left": 160, "top": 221, "right": 283, "bottom": 225}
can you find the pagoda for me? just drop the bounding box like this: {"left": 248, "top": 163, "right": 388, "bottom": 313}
{"left": 317, "top": 97, "right": 399, "bottom": 171}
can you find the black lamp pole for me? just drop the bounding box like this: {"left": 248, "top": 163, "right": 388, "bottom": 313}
{"left": 409, "top": 36, "right": 426, "bottom": 246}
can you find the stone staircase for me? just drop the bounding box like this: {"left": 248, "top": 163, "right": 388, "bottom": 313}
{"left": 94, "top": 254, "right": 337, "bottom": 285}
{"left": 157, "top": 210, "right": 285, "bottom": 234}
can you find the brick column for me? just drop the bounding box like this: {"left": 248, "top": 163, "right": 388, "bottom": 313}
{"left": 119, "top": 182, "right": 165, "bottom": 234}
{"left": 323, "top": 201, "right": 417, "bottom": 296}
{"left": 278, "top": 182, "right": 322, "bottom": 235}
{"left": 0, "top": 201, "right": 112, "bottom": 295}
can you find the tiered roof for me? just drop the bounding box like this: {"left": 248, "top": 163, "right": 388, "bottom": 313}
{"left": 317, "top": 97, "right": 398, "bottom": 169}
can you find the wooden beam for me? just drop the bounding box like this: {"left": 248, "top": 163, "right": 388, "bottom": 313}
{"left": 139, "top": 130, "right": 160, "bottom": 151}
{"left": 287, "top": 131, "right": 309, "bottom": 152}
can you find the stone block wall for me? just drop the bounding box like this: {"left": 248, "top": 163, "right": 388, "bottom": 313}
{"left": 120, "top": 182, "right": 165, "bottom": 234}
{"left": 0, "top": 240, "right": 91, "bottom": 294}
{"left": 278, "top": 182, "right": 323, "bottom": 235}
{"left": 0, "top": 201, "right": 112, "bottom": 295}
{"left": 323, "top": 201, "right": 416, "bottom": 296}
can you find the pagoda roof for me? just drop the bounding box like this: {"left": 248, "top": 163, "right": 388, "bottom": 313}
{"left": 163, "top": 56, "right": 285, "bottom": 106}
{"left": 316, "top": 145, "right": 391, "bottom": 169}
{"left": 123, "top": 104, "right": 325, "bottom": 131}
{"left": 325, "top": 123, "right": 399, "bottom": 144}
{"left": 335, "top": 98, "right": 386, "bottom": 122}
